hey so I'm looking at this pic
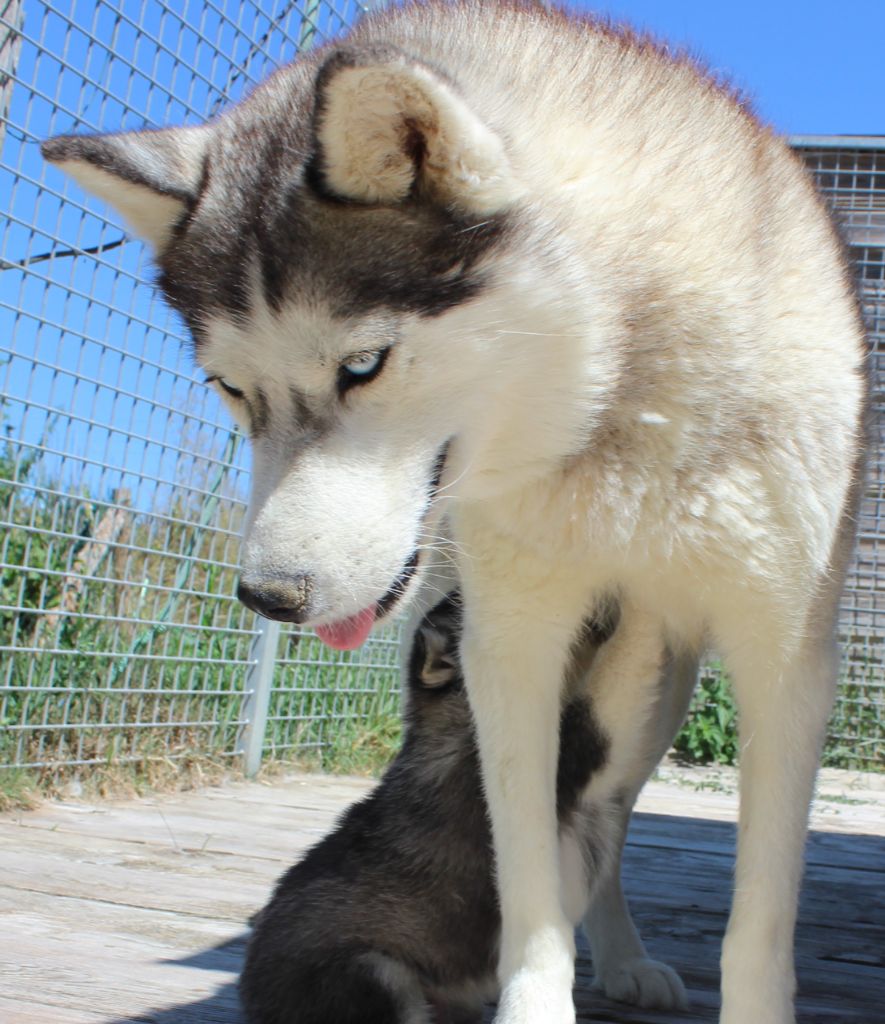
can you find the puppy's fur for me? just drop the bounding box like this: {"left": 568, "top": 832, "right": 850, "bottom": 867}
{"left": 241, "top": 595, "right": 615, "bottom": 1024}
{"left": 44, "top": 3, "right": 869, "bottom": 1021}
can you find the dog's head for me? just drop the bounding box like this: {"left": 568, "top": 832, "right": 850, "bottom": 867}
{"left": 43, "top": 36, "right": 609, "bottom": 645}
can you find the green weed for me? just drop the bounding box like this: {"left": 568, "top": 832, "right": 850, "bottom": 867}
{"left": 673, "top": 664, "right": 739, "bottom": 766}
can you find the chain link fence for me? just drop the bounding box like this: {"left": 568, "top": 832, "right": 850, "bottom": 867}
{"left": 0, "top": 0, "right": 404, "bottom": 785}
{"left": 796, "top": 139, "right": 885, "bottom": 769}
{"left": 1, "top": 3, "right": 882, "bottom": 786}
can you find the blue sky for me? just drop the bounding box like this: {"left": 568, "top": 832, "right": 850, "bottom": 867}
{"left": 584, "top": 0, "right": 885, "bottom": 136}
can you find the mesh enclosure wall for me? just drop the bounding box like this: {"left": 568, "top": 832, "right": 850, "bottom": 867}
{"left": 797, "top": 141, "right": 885, "bottom": 768}
{"left": 0, "top": 0, "right": 389, "bottom": 779}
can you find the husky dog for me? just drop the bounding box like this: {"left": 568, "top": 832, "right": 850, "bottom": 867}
{"left": 43, "top": 2, "right": 868, "bottom": 1022}
{"left": 240, "top": 593, "right": 687, "bottom": 1024}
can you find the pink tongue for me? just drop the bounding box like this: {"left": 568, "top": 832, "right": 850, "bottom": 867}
{"left": 315, "top": 605, "right": 377, "bottom": 651}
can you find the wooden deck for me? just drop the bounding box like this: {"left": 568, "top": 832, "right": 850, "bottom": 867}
{"left": 1, "top": 764, "right": 883, "bottom": 1024}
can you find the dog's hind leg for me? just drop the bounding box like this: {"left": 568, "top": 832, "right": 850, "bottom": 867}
{"left": 716, "top": 606, "right": 839, "bottom": 1024}
{"left": 579, "top": 619, "right": 698, "bottom": 1009}
{"left": 582, "top": 800, "right": 688, "bottom": 1010}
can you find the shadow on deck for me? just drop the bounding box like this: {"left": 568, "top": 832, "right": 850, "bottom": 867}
{"left": 103, "top": 937, "right": 248, "bottom": 1024}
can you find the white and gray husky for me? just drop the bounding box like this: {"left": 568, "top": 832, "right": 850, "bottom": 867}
{"left": 241, "top": 593, "right": 688, "bottom": 1024}
{"left": 43, "top": 2, "right": 868, "bottom": 1022}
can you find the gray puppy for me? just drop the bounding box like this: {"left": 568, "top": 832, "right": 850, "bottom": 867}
{"left": 239, "top": 594, "right": 611, "bottom": 1024}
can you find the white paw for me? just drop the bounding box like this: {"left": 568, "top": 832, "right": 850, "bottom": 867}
{"left": 720, "top": 986, "right": 794, "bottom": 1024}
{"left": 721, "top": 1002, "right": 794, "bottom": 1024}
{"left": 593, "top": 956, "right": 688, "bottom": 1010}
{"left": 721, "top": 928, "right": 794, "bottom": 1023}
{"left": 494, "top": 967, "right": 576, "bottom": 1024}
{"left": 494, "top": 922, "right": 576, "bottom": 1024}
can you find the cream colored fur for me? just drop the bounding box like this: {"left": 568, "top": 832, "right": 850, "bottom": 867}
{"left": 44, "top": 4, "right": 867, "bottom": 1023}
{"left": 317, "top": 59, "right": 524, "bottom": 213}
{"left": 52, "top": 159, "right": 187, "bottom": 250}
{"left": 51, "top": 128, "right": 207, "bottom": 251}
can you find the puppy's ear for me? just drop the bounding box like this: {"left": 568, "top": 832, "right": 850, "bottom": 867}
{"left": 41, "top": 127, "right": 208, "bottom": 253}
{"left": 311, "top": 46, "right": 524, "bottom": 213}
{"left": 417, "top": 624, "right": 459, "bottom": 689}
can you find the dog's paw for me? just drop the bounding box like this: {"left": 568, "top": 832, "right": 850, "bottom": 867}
{"left": 721, "top": 927, "right": 794, "bottom": 1023}
{"left": 494, "top": 921, "right": 575, "bottom": 1023}
{"left": 494, "top": 968, "right": 576, "bottom": 1024}
{"left": 720, "top": 985, "right": 794, "bottom": 1024}
{"left": 721, "top": 1000, "right": 794, "bottom": 1024}
{"left": 593, "top": 956, "right": 687, "bottom": 1010}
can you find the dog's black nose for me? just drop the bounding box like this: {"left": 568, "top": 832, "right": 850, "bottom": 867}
{"left": 237, "top": 574, "right": 314, "bottom": 623}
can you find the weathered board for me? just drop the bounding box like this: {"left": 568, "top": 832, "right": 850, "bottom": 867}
{"left": 0, "top": 766, "right": 882, "bottom": 1024}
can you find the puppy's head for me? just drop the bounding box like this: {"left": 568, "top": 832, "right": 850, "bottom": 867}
{"left": 409, "top": 592, "right": 463, "bottom": 694}
{"left": 401, "top": 592, "right": 479, "bottom": 748}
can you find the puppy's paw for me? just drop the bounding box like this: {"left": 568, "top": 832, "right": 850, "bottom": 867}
{"left": 593, "top": 956, "right": 687, "bottom": 1010}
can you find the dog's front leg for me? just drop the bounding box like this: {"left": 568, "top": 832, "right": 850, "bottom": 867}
{"left": 456, "top": 517, "right": 590, "bottom": 1024}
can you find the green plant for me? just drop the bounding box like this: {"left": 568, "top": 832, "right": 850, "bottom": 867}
{"left": 0, "top": 768, "right": 42, "bottom": 811}
{"left": 319, "top": 710, "right": 403, "bottom": 777}
{"left": 673, "top": 664, "right": 739, "bottom": 765}
{"left": 821, "top": 668, "right": 885, "bottom": 770}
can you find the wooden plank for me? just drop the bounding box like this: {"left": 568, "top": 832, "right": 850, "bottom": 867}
{"left": 0, "top": 846, "right": 269, "bottom": 922}
{"left": 0, "top": 823, "right": 285, "bottom": 883}
{"left": 0, "top": 769, "right": 882, "bottom": 1024}
{"left": 8, "top": 803, "right": 335, "bottom": 860}
{"left": 0, "top": 887, "right": 246, "bottom": 1023}
{"left": 200, "top": 774, "right": 374, "bottom": 805}
{"left": 0, "top": 996, "right": 99, "bottom": 1024}
{"left": 637, "top": 765, "right": 885, "bottom": 838}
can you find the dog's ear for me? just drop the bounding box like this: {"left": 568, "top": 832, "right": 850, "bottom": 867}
{"left": 41, "top": 127, "right": 208, "bottom": 253}
{"left": 417, "top": 623, "right": 459, "bottom": 689}
{"left": 311, "top": 47, "right": 524, "bottom": 213}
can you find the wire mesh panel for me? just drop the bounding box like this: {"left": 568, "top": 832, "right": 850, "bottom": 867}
{"left": 266, "top": 625, "right": 403, "bottom": 760}
{"left": 797, "top": 140, "right": 885, "bottom": 769}
{"left": 0, "top": 0, "right": 364, "bottom": 778}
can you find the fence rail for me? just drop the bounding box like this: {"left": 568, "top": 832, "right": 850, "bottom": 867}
{"left": 1, "top": 2, "right": 883, "bottom": 784}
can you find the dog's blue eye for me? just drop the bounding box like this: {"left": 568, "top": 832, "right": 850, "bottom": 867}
{"left": 338, "top": 347, "right": 391, "bottom": 393}
{"left": 343, "top": 351, "right": 382, "bottom": 376}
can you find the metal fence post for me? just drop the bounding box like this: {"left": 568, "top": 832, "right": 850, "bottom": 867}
{"left": 239, "top": 616, "right": 282, "bottom": 777}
